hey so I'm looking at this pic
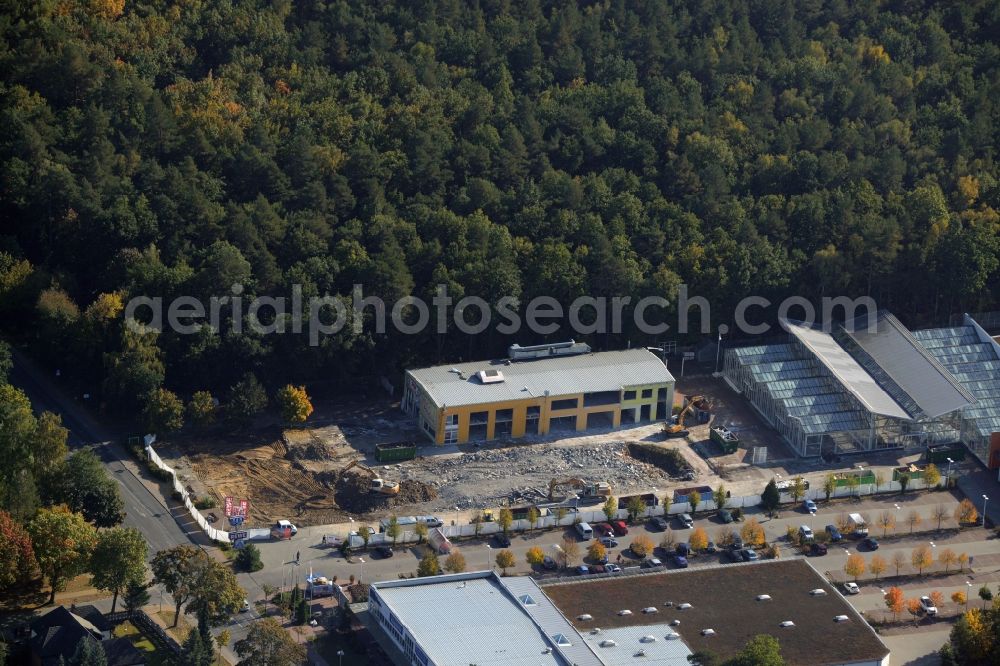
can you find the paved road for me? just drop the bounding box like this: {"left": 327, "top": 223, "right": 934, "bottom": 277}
{"left": 883, "top": 627, "right": 951, "bottom": 666}
{"left": 10, "top": 352, "right": 193, "bottom": 555}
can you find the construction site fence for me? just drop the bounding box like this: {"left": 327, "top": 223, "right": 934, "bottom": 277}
{"left": 145, "top": 443, "right": 230, "bottom": 544}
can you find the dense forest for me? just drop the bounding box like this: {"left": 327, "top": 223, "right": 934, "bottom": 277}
{"left": 1, "top": 0, "right": 999, "bottom": 410}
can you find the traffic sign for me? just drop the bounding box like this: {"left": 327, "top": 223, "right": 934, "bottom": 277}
{"left": 228, "top": 530, "right": 248, "bottom": 543}
{"left": 228, "top": 516, "right": 244, "bottom": 527}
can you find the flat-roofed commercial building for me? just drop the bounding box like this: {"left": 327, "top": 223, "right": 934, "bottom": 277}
{"left": 402, "top": 341, "right": 675, "bottom": 444}
{"left": 367, "top": 560, "right": 889, "bottom": 666}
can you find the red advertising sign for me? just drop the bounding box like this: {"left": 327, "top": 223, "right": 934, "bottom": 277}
{"left": 224, "top": 497, "right": 249, "bottom": 518}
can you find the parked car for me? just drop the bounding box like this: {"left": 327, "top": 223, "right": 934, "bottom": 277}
{"left": 240, "top": 599, "right": 251, "bottom": 612}
{"left": 730, "top": 535, "right": 745, "bottom": 550}
{"left": 860, "top": 537, "right": 880, "bottom": 551}
{"left": 590, "top": 564, "right": 606, "bottom": 574}
{"left": 493, "top": 534, "right": 511, "bottom": 548}
{"left": 799, "top": 525, "right": 814, "bottom": 541}
{"left": 542, "top": 556, "right": 558, "bottom": 570}
{"left": 643, "top": 557, "right": 664, "bottom": 568}
{"left": 825, "top": 525, "right": 843, "bottom": 541}
{"left": 610, "top": 520, "right": 629, "bottom": 536}
{"left": 809, "top": 542, "right": 828, "bottom": 556}
{"left": 740, "top": 548, "right": 759, "bottom": 562}
{"left": 676, "top": 542, "right": 690, "bottom": 557}
{"left": 919, "top": 596, "right": 938, "bottom": 615}
{"left": 648, "top": 516, "right": 669, "bottom": 531}
{"left": 843, "top": 582, "right": 860, "bottom": 595}
{"left": 576, "top": 565, "right": 590, "bottom": 575}
{"left": 606, "top": 563, "right": 622, "bottom": 573}
{"left": 271, "top": 520, "right": 298, "bottom": 538}
{"left": 705, "top": 541, "right": 718, "bottom": 553}
{"left": 679, "top": 513, "right": 694, "bottom": 528}
{"left": 375, "top": 545, "right": 394, "bottom": 558}
{"left": 415, "top": 515, "right": 444, "bottom": 528}
{"left": 594, "top": 523, "right": 614, "bottom": 537}
{"left": 595, "top": 553, "right": 609, "bottom": 565}
{"left": 673, "top": 555, "right": 689, "bottom": 568}
{"left": 718, "top": 509, "right": 733, "bottom": 523}
{"left": 803, "top": 499, "right": 817, "bottom": 514}
{"left": 599, "top": 536, "right": 618, "bottom": 548}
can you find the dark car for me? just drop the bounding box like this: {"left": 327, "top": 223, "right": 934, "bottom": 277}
{"left": 375, "top": 545, "right": 393, "bottom": 558}
{"left": 542, "top": 556, "right": 558, "bottom": 570}
{"left": 648, "top": 516, "right": 669, "bottom": 531}
{"left": 493, "top": 534, "right": 511, "bottom": 548}
{"left": 599, "top": 536, "right": 618, "bottom": 548}
{"left": 739, "top": 548, "right": 760, "bottom": 562}
{"left": 718, "top": 509, "right": 733, "bottom": 523}
{"left": 611, "top": 520, "right": 629, "bottom": 536}
{"left": 576, "top": 565, "right": 590, "bottom": 575}
{"left": 825, "top": 525, "right": 843, "bottom": 542}
{"left": 673, "top": 555, "right": 689, "bottom": 568}
{"left": 675, "top": 542, "right": 690, "bottom": 557}
{"left": 590, "top": 564, "right": 606, "bottom": 574}
{"left": 730, "top": 535, "right": 745, "bottom": 550}
{"left": 705, "top": 541, "right": 718, "bottom": 553}
{"left": 809, "top": 542, "right": 828, "bottom": 556}
{"left": 861, "top": 537, "right": 880, "bottom": 551}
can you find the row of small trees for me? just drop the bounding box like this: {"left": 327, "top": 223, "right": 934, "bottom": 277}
{"left": 142, "top": 375, "right": 314, "bottom": 435}
{"left": 842, "top": 546, "right": 973, "bottom": 583}
{"left": 884, "top": 584, "right": 997, "bottom": 622}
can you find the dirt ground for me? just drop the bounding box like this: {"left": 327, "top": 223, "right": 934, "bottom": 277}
{"left": 165, "top": 375, "right": 922, "bottom": 526}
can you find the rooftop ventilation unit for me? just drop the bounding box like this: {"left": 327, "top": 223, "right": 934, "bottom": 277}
{"left": 701, "top": 629, "right": 716, "bottom": 636}
{"left": 476, "top": 369, "right": 505, "bottom": 384}
{"left": 508, "top": 340, "right": 591, "bottom": 361}
{"left": 834, "top": 615, "right": 850, "bottom": 623}
{"left": 591, "top": 628, "right": 602, "bottom": 635}
{"left": 599, "top": 640, "right": 617, "bottom": 648}
{"left": 542, "top": 648, "right": 552, "bottom": 654}
{"left": 756, "top": 594, "right": 772, "bottom": 601}
{"left": 577, "top": 614, "right": 593, "bottom": 621}
{"left": 810, "top": 589, "right": 827, "bottom": 596}
{"left": 677, "top": 603, "right": 692, "bottom": 610}
{"left": 641, "top": 607, "right": 658, "bottom": 614}
{"left": 780, "top": 621, "right": 795, "bottom": 628}
{"left": 640, "top": 635, "right": 657, "bottom": 643}
{"left": 665, "top": 633, "right": 681, "bottom": 640}
{"left": 618, "top": 609, "right": 633, "bottom": 616}
{"left": 670, "top": 619, "right": 681, "bottom": 626}
{"left": 635, "top": 650, "right": 647, "bottom": 657}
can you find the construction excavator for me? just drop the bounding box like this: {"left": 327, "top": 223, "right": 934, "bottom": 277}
{"left": 663, "top": 394, "right": 708, "bottom": 438}
{"left": 340, "top": 460, "right": 401, "bottom": 496}
{"left": 548, "top": 477, "right": 613, "bottom": 501}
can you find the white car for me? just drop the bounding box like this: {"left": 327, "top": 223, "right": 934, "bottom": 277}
{"left": 241, "top": 599, "right": 251, "bottom": 612}
{"left": 843, "top": 582, "right": 860, "bottom": 595}
{"left": 679, "top": 513, "right": 694, "bottom": 528}
{"left": 415, "top": 515, "right": 443, "bottom": 528}
{"left": 799, "top": 525, "right": 814, "bottom": 541}
{"left": 919, "top": 596, "right": 938, "bottom": 615}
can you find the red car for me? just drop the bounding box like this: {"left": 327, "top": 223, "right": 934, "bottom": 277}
{"left": 611, "top": 520, "right": 629, "bottom": 536}
{"left": 594, "top": 523, "right": 614, "bottom": 537}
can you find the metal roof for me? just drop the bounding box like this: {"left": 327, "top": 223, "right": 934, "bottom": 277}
{"left": 840, "top": 312, "right": 975, "bottom": 419}
{"left": 783, "top": 319, "right": 911, "bottom": 419}
{"left": 371, "top": 572, "right": 572, "bottom": 666}
{"left": 408, "top": 349, "right": 674, "bottom": 408}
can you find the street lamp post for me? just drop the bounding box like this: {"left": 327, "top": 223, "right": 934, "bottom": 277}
{"left": 485, "top": 544, "right": 492, "bottom": 571}
{"left": 358, "top": 558, "right": 365, "bottom": 583}
{"left": 966, "top": 582, "right": 972, "bottom": 608}
{"left": 946, "top": 457, "right": 954, "bottom": 484}
{"left": 336, "top": 649, "right": 344, "bottom": 666}
{"left": 982, "top": 495, "right": 989, "bottom": 527}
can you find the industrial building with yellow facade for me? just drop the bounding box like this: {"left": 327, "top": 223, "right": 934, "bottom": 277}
{"left": 402, "top": 341, "right": 675, "bottom": 445}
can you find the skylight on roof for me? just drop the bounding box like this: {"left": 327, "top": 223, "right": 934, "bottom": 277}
{"left": 518, "top": 594, "right": 537, "bottom": 606}
{"left": 551, "top": 633, "right": 571, "bottom": 647}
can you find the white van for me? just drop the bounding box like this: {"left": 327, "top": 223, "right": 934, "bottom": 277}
{"left": 576, "top": 522, "right": 593, "bottom": 540}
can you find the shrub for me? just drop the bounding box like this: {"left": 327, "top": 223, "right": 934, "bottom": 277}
{"left": 194, "top": 496, "right": 216, "bottom": 510}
